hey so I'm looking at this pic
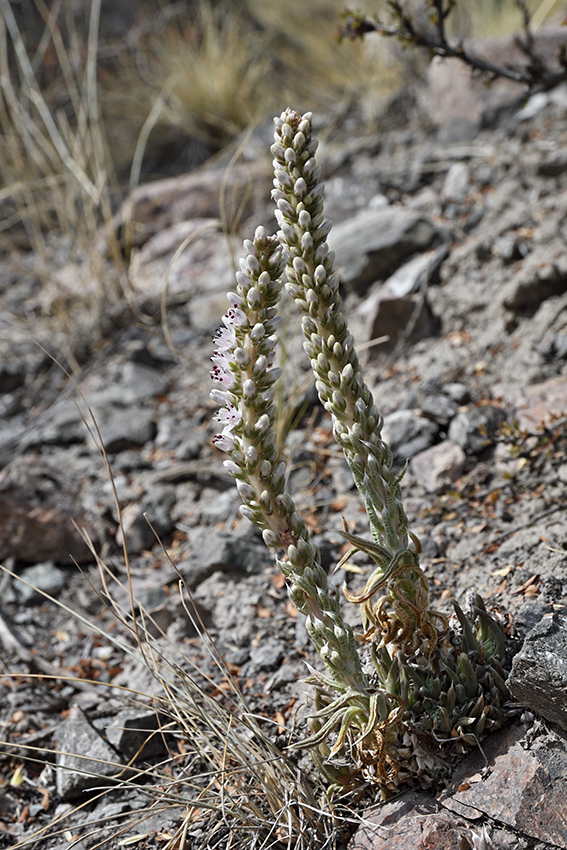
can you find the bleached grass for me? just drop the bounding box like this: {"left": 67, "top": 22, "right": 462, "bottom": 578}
{"left": 0, "top": 386, "right": 351, "bottom": 849}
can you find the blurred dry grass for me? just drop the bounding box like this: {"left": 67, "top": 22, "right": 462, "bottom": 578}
{"left": 0, "top": 0, "right": 560, "bottom": 361}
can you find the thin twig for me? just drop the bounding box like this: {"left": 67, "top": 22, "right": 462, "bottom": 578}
{"left": 339, "top": 1, "right": 567, "bottom": 92}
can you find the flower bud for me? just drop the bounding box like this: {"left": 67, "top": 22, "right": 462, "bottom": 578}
{"left": 236, "top": 480, "right": 255, "bottom": 501}
{"left": 270, "top": 142, "right": 285, "bottom": 160}
{"left": 234, "top": 347, "right": 251, "bottom": 366}
{"left": 256, "top": 413, "right": 270, "bottom": 433}
{"left": 223, "top": 459, "right": 240, "bottom": 475}
{"left": 239, "top": 504, "right": 256, "bottom": 522}
{"left": 263, "top": 529, "right": 280, "bottom": 548}
{"left": 284, "top": 147, "right": 297, "bottom": 165}
{"left": 292, "top": 131, "right": 306, "bottom": 152}
{"left": 306, "top": 289, "right": 319, "bottom": 308}
{"left": 246, "top": 287, "right": 261, "bottom": 309}
{"left": 287, "top": 544, "right": 300, "bottom": 565}
{"left": 243, "top": 379, "right": 256, "bottom": 398}
{"left": 246, "top": 254, "right": 261, "bottom": 276}
{"left": 245, "top": 445, "right": 258, "bottom": 465}
{"left": 301, "top": 231, "right": 313, "bottom": 252}
{"left": 279, "top": 222, "right": 297, "bottom": 243}
{"left": 250, "top": 322, "right": 266, "bottom": 341}
{"left": 293, "top": 256, "right": 308, "bottom": 276}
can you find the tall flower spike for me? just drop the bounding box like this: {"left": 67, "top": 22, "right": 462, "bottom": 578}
{"left": 271, "top": 109, "right": 446, "bottom": 660}
{"left": 210, "top": 227, "right": 379, "bottom": 765}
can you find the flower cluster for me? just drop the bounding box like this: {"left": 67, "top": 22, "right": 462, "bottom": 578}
{"left": 271, "top": 108, "right": 448, "bottom": 662}
{"left": 210, "top": 111, "right": 510, "bottom": 795}
{"left": 210, "top": 227, "right": 368, "bottom": 726}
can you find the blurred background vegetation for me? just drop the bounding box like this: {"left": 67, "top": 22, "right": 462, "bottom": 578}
{"left": 0, "top": 0, "right": 561, "bottom": 355}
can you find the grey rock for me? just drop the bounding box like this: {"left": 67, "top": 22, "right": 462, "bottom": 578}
{"left": 178, "top": 437, "right": 202, "bottom": 460}
{"left": 311, "top": 533, "right": 342, "bottom": 573}
{"left": 382, "top": 410, "right": 438, "bottom": 460}
{"left": 295, "top": 613, "right": 310, "bottom": 649}
{"left": 36, "top": 402, "right": 86, "bottom": 446}
{"left": 448, "top": 405, "right": 507, "bottom": 454}
{"left": 362, "top": 290, "right": 440, "bottom": 359}
{"left": 329, "top": 456, "right": 357, "bottom": 494}
{"left": 179, "top": 529, "right": 270, "bottom": 590}
{"left": 328, "top": 207, "right": 443, "bottom": 294}
{"left": 124, "top": 338, "right": 175, "bottom": 369}
{"left": 287, "top": 460, "right": 314, "bottom": 496}
{"left": 496, "top": 376, "right": 567, "bottom": 431}
{"left": 119, "top": 362, "right": 169, "bottom": 403}
{"left": 56, "top": 705, "right": 123, "bottom": 799}
{"left": 515, "top": 90, "right": 553, "bottom": 123}
{"left": 102, "top": 708, "right": 167, "bottom": 760}
{"left": 444, "top": 383, "right": 470, "bottom": 404}
{"left": 38, "top": 365, "right": 166, "bottom": 449}
{"left": 410, "top": 441, "right": 466, "bottom": 494}
{"left": 188, "top": 288, "right": 236, "bottom": 335}
{"left": 350, "top": 790, "right": 517, "bottom": 850}
{"left": 265, "top": 661, "right": 304, "bottom": 692}
{"left": 323, "top": 174, "right": 386, "bottom": 224}
{"left": 513, "top": 600, "right": 550, "bottom": 636}
{"left": 438, "top": 722, "right": 567, "bottom": 849}
{"left": 535, "top": 150, "right": 567, "bottom": 178}
{"left": 384, "top": 244, "right": 449, "bottom": 297}
{"left": 116, "top": 487, "right": 176, "bottom": 554}
{"left": 154, "top": 418, "right": 202, "bottom": 459}
{"left": 442, "top": 162, "right": 470, "bottom": 200}
{"left": 508, "top": 610, "right": 567, "bottom": 731}
{"left": 500, "top": 243, "right": 567, "bottom": 313}
{"left": 0, "top": 454, "right": 96, "bottom": 565}
{"left": 192, "top": 487, "right": 236, "bottom": 524}
{"left": 116, "top": 163, "right": 271, "bottom": 249}
{"left": 94, "top": 407, "right": 157, "bottom": 453}
{"left": 249, "top": 638, "right": 286, "bottom": 671}
{"left": 224, "top": 646, "right": 250, "bottom": 665}
{"left": 0, "top": 361, "right": 25, "bottom": 394}
{"left": 420, "top": 393, "right": 458, "bottom": 425}
{"left": 492, "top": 232, "right": 527, "bottom": 263}
{"left": 428, "top": 27, "right": 567, "bottom": 136}
{"left": 14, "top": 561, "right": 66, "bottom": 604}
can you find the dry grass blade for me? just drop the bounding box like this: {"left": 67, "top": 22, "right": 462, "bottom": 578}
{"left": 0, "top": 0, "right": 132, "bottom": 360}
{"left": 0, "top": 383, "right": 343, "bottom": 850}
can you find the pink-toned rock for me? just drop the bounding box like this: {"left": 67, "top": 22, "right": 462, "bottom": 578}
{"left": 128, "top": 217, "right": 237, "bottom": 299}
{"left": 117, "top": 161, "right": 272, "bottom": 249}
{"left": 350, "top": 722, "right": 567, "bottom": 849}
{"left": 439, "top": 722, "right": 567, "bottom": 848}
{"left": 428, "top": 27, "right": 567, "bottom": 136}
{"left": 0, "top": 455, "right": 95, "bottom": 565}
{"left": 496, "top": 376, "right": 567, "bottom": 430}
{"left": 350, "top": 791, "right": 470, "bottom": 850}
{"left": 350, "top": 790, "right": 515, "bottom": 850}
{"left": 411, "top": 440, "right": 466, "bottom": 493}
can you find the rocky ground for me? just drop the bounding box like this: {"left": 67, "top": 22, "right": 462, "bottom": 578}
{"left": 1, "top": 53, "right": 567, "bottom": 850}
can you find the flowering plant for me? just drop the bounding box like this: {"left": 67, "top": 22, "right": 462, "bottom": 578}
{"left": 211, "top": 109, "right": 509, "bottom": 795}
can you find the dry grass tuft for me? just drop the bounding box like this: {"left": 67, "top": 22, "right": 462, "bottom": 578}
{"left": 0, "top": 389, "right": 351, "bottom": 849}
